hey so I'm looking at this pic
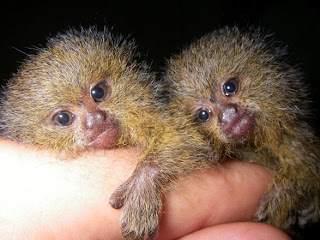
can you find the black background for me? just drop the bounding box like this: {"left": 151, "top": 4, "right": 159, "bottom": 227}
{"left": 1, "top": 1, "right": 319, "bottom": 122}
{"left": 0, "top": 0, "right": 319, "bottom": 238}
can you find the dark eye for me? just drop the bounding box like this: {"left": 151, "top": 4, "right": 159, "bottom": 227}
{"left": 197, "top": 109, "right": 211, "bottom": 122}
{"left": 91, "top": 82, "right": 108, "bottom": 102}
{"left": 223, "top": 78, "right": 239, "bottom": 97}
{"left": 52, "top": 111, "right": 74, "bottom": 126}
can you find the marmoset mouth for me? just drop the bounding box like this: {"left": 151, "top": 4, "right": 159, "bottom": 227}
{"left": 87, "top": 123, "right": 119, "bottom": 148}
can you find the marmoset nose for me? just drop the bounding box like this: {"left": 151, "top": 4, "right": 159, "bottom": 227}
{"left": 218, "top": 104, "right": 237, "bottom": 124}
{"left": 85, "top": 110, "right": 107, "bottom": 129}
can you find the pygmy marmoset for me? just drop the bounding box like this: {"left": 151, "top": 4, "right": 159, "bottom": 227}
{"left": 162, "top": 26, "right": 320, "bottom": 236}
{"left": 0, "top": 27, "right": 215, "bottom": 240}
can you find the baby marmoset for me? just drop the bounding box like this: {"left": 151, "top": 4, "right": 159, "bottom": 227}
{"left": 0, "top": 28, "right": 214, "bottom": 240}
{"left": 163, "top": 26, "right": 320, "bottom": 234}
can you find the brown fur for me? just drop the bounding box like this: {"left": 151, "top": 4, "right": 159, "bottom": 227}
{"left": 0, "top": 28, "right": 215, "bottom": 239}
{"left": 163, "top": 26, "right": 320, "bottom": 236}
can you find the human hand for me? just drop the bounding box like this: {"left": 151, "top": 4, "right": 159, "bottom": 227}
{"left": 0, "top": 138, "right": 290, "bottom": 240}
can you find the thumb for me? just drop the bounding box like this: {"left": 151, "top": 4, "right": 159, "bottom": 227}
{"left": 156, "top": 159, "right": 275, "bottom": 239}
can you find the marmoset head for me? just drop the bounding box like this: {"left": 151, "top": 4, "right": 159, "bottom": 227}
{"left": 0, "top": 28, "right": 156, "bottom": 153}
{"left": 164, "top": 27, "right": 309, "bottom": 148}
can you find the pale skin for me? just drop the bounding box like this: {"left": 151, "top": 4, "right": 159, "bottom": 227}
{"left": 0, "top": 138, "right": 290, "bottom": 240}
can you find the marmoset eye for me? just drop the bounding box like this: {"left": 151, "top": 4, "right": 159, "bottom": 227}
{"left": 196, "top": 108, "right": 211, "bottom": 122}
{"left": 52, "top": 111, "right": 74, "bottom": 126}
{"left": 91, "top": 82, "right": 109, "bottom": 102}
{"left": 223, "top": 78, "right": 239, "bottom": 97}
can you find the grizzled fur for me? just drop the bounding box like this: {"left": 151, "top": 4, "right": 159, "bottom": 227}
{"left": 0, "top": 28, "right": 215, "bottom": 239}
{"left": 163, "top": 26, "right": 320, "bottom": 236}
